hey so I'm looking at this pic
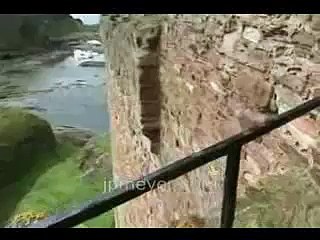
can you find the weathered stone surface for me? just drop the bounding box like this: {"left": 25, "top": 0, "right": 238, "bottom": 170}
{"left": 233, "top": 68, "right": 273, "bottom": 109}
{"left": 101, "top": 14, "right": 320, "bottom": 228}
{"left": 54, "top": 126, "right": 95, "bottom": 147}
{"left": 311, "top": 15, "right": 320, "bottom": 31}
{"left": 242, "top": 27, "right": 261, "bottom": 43}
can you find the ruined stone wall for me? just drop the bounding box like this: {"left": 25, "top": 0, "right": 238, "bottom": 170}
{"left": 101, "top": 14, "right": 320, "bottom": 228}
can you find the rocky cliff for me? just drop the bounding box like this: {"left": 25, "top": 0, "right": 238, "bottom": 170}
{"left": 101, "top": 14, "right": 320, "bottom": 227}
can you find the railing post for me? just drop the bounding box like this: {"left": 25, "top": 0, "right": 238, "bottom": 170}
{"left": 220, "top": 144, "right": 242, "bottom": 228}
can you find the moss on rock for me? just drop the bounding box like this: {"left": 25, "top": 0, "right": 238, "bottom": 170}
{"left": 0, "top": 107, "right": 56, "bottom": 188}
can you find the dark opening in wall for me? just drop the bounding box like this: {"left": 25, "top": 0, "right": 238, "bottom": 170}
{"left": 138, "top": 27, "right": 161, "bottom": 155}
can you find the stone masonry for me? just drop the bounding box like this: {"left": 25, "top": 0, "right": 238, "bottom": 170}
{"left": 101, "top": 14, "right": 320, "bottom": 228}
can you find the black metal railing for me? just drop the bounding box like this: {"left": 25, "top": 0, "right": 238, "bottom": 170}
{"left": 29, "top": 97, "right": 320, "bottom": 228}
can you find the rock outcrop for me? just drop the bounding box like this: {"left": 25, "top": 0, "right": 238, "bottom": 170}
{"left": 54, "top": 126, "right": 95, "bottom": 147}
{"left": 101, "top": 14, "right": 320, "bottom": 227}
{"left": 0, "top": 107, "right": 56, "bottom": 188}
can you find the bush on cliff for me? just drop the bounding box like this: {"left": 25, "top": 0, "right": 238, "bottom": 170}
{"left": 0, "top": 107, "right": 56, "bottom": 188}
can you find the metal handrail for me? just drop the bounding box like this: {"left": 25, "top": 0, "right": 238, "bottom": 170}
{"left": 29, "top": 97, "right": 320, "bottom": 228}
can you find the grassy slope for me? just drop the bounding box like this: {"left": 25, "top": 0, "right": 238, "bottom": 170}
{"left": 0, "top": 138, "right": 114, "bottom": 228}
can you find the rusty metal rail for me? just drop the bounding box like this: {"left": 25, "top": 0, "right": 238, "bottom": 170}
{"left": 28, "top": 97, "right": 320, "bottom": 228}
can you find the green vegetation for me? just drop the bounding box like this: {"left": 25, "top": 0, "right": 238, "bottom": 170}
{"left": 19, "top": 16, "right": 82, "bottom": 47}
{"left": 0, "top": 107, "right": 55, "bottom": 148}
{"left": 1, "top": 141, "right": 114, "bottom": 228}
{"left": 0, "top": 15, "right": 84, "bottom": 50}
{"left": 82, "top": 24, "right": 99, "bottom": 33}
{"left": 0, "top": 109, "right": 114, "bottom": 227}
{"left": 41, "top": 18, "right": 82, "bottom": 38}
{"left": 0, "top": 107, "right": 56, "bottom": 188}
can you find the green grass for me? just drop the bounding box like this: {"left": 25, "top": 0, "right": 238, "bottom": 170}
{"left": 0, "top": 139, "right": 114, "bottom": 228}
{"left": 0, "top": 107, "right": 57, "bottom": 188}
{"left": 0, "top": 106, "right": 54, "bottom": 147}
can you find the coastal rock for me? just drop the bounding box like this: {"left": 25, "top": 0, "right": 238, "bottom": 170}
{"left": 54, "top": 126, "right": 95, "bottom": 147}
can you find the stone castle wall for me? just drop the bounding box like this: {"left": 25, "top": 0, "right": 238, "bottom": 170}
{"left": 101, "top": 14, "right": 320, "bottom": 228}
